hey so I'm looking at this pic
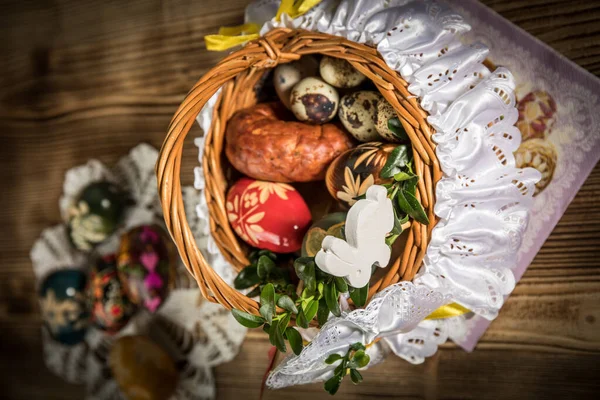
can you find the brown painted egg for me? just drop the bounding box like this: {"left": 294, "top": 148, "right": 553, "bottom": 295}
{"left": 326, "top": 142, "right": 395, "bottom": 208}
{"left": 109, "top": 335, "right": 178, "bottom": 400}
{"left": 226, "top": 178, "right": 312, "bottom": 253}
{"left": 290, "top": 77, "right": 339, "bottom": 124}
{"left": 117, "top": 225, "right": 175, "bottom": 313}
{"left": 338, "top": 91, "right": 383, "bottom": 142}
{"left": 516, "top": 90, "right": 557, "bottom": 141}
{"left": 515, "top": 138, "right": 557, "bottom": 196}
{"left": 301, "top": 212, "right": 347, "bottom": 257}
{"left": 90, "top": 254, "right": 136, "bottom": 334}
{"left": 319, "top": 56, "right": 366, "bottom": 88}
{"left": 273, "top": 56, "right": 319, "bottom": 109}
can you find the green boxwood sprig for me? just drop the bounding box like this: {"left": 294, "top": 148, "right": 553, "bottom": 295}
{"left": 323, "top": 342, "right": 371, "bottom": 395}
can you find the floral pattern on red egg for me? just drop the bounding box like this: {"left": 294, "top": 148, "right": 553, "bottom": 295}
{"left": 226, "top": 178, "right": 312, "bottom": 253}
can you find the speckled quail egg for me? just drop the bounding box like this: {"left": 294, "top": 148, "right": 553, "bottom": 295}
{"left": 290, "top": 77, "right": 339, "bottom": 124}
{"left": 375, "top": 98, "right": 402, "bottom": 142}
{"left": 273, "top": 56, "right": 319, "bottom": 109}
{"left": 319, "top": 56, "right": 366, "bottom": 88}
{"left": 338, "top": 91, "right": 383, "bottom": 142}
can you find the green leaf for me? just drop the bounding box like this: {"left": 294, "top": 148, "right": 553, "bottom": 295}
{"left": 246, "top": 285, "right": 262, "bottom": 298}
{"left": 303, "top": 299, "right": 319, "bottom": 322}
{"left": 324, "top": 374, "right": 343, "bottom": 395}
{"left": 403, "top": 175, "right": 418, "bottom": 197}
{"left": 380, "top": 145, "right": 410, "bottom": 179}
{"left": 387, "top": 117, "right": 409, "bottom": 142}
{"left": 296, "top": 305, "right": 309, "bottom": 329}
{"left": 393, "top": 171, "right": 414, "bottom": 182}
{"left": 278, "top": 312, "right": 291, "bottom": 334}
{"left": 350, "top": 369, "right": 363, "bottom": 384}
{"left": 349, "top": 283, "right": 369, "bottom": 308}
{"left": 258, "top": 249, "right": 277, "bottom": 261}
{"left": 269, "top": 320, "right": 286, "bottom": 353}
{"left": 257, "top": 255, "right": 276, "bottom": 279}
{"left": 324, "top": 283, "right": 341, "bottom": 317}
{"left": 397, "top": 189, "right": 429, "bottom": 225}
{"left": 334, "top": 277, "right": 348, "bottom": 293}
{"left": 259, "top": 284, "right": 275, "bottom": 324}
{"left": 294, "top": 258, "right": 317, "bottom": 292}
{"left": 317, "top": 297, "right": 329, "bottom": 326}
{"left": 262, "top": 324, "right": 270, "bottom": 334}
{"left": 233, "top": 265, "right": 261, "bottom": 290}
{"left": 277, "top": 295, "right": 298, "bottom": 314}
{"left": 325, "top": 354, "right": 343, "bottom": 364}
{"left": 231, "top": 309, "right": 265, "bottom": 328}
{"left": 349, "top": 342, "right": 366, "bottom": 351}
{"left": 351, "top": 350, "right": 370, "bottom": 368}
{"left": 285, "top": 327, "right": 303, "bottom": 356}
{"left": 334, "top": 360, "right": 346, "bottom": 376}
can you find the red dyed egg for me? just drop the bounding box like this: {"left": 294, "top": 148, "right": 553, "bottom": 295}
{"left": 226, "top": 178, "right": 312, "bottom": 253}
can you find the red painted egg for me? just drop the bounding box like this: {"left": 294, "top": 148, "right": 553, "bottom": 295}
{"left": 226, "top": 178, "right": 312, "bottom": 253}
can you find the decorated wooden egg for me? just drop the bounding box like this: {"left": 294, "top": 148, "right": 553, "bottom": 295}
{"left": 117, "top": 225, "right": 175, "bottom": 313}
{"left": 516, "top": 90, "right": 557, "bottom": 141}
{"left": 109, "top": 335, "right": 178, "bottom": 400}
{"left": 68, "top": 181, "right": 126, "bottom": 251}
{"left": 301, "top": 212, "right": 347, "bottom": 257}
{"left": 338, "top": 91, "right": 383, "bottom": 142}
{"left": 515, "top": 138, "right": 557, "bottom": 196}
{"left": 273, "top": 56, "right": 319, "bottom": 109}
{"left": 290, "top": 77, "right": 339, "bottom": 124}
{"left": 90, "top": 254, "right": 136, "bottom": 334}
{"left": 326, "top": 142, "right": 395, "bottom": 208}
{"left": 226, "top": 178, "right": 312, "bottom": 253}
{"left": 319, "top": 56, "right": 366, "bottom": 88}
{"left": 39, "top": 269, "right": 89, "bottom": 345}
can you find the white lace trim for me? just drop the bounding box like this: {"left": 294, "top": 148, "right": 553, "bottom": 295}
{"left": 190, "top": 0, "right": 540, "bottom": 389}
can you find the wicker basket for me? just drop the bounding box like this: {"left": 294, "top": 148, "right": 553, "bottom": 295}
{"left": 157, "top": 28, "right": 441, "bottom": 317}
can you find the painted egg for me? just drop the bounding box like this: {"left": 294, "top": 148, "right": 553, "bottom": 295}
{"left": 68, "top": 181, "right": 126, "bottom": 251}
{"left": 117, "top": 225, "right": 175, "bottom": 313}
{"left": 290, "top": 77, "right": 339, "bottom": 124}
{"left": 273, "top": 56, "right": 319, "bottom": 109}
{"left": 515, "top": 138, "right": 557, "bottom": 196}
{"left": 226, "top": 178, "right": 312, "bottom": 253}
{"left": 516, "top": 90, "right": 557, "bottom": 141}
{"left": 338, "top": 91, "right": 383, "bottom": 142}
{"left": 319, "top": 56, "right": 366, "bottom": 88}
{"left": 301, "top": 212, "right": 347, "bottom": 257}
{"left": 375, "top": 98, "right": 403, "bottom": 142}
{"left": 109, "top": 335, "right": 178, "bottom": 400}
{"left": 326, "top": 142, "right": 395, "bottom": 208}
{"left": 39, "top": 269, "right": 89, "bottom": 345}
{"left": 90, "top": 254, "right": 136, "bottom": 334}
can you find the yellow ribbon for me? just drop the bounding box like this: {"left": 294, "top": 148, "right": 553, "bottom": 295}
{"left": 205, "top": 0, "right": 322, "bottom": 51}
{"left": 425, "top": 302, "right": 470, "bottom": 320}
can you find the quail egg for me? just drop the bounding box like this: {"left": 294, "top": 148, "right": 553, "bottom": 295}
{"left": 290, "top": 77, "right": 339, "bottom": 124}
{"left": 338, "top": 91, "right": 382, "bottom": 142}
{"left": 375, "top": 98, "right": 402, "bottom": 142}
{"left": 319, "top": 56, "right": 366, "bottom": 88}
{"left": 273, "top": 56, "right": 319, "bottom": 109}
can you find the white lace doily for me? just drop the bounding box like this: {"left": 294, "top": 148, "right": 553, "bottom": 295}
{"left": 30, "top": 144, "right": 246, "bottom": 399}
{"left": 192, "top": 0, "right": 540, "bottom": 390}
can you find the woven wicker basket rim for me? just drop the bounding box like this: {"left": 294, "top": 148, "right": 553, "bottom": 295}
{"left": 157, "top": 27, "right": 441, "bottom": 317}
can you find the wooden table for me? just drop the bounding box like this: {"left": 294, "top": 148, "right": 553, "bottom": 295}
{"left": 1, "top": 1, "right": 599, "bottom": 399}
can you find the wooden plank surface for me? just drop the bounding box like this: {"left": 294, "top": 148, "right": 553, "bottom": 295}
{"left": 1, "top": 0, "right": 599, "bottom": 399}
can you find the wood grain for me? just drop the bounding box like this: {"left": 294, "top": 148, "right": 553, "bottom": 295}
{"left": 0, "top": 0, "right": 599, "bottom": 399}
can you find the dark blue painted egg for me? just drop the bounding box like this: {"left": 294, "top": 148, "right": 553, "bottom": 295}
{"left": 39, "top": 269, "right": 89, "bottom": 345}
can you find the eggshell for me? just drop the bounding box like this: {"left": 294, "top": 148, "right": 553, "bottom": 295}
{"left": 325, "top": 142, "right": 395, "bottom": 208}
{"left": 273, "top": 56, "right": 319, "bottom": 109}
{"left": 90, "top": 254, "right": 136, "bottom": 334}
{"left": 117, "top": 225, "right": 175, "bottom": 313}
{"left": 319, "top": 56, "right": 366, "bottom": 88}
{"left": 375, "top": 98, "right": 402, "bottom": 142}
{"left": 39, "top": 269, "right": 89, "bottom": 345}
{"left": 226, "top": 178, "right": 312, "bottom": 253}
{"left": 338, "top": 91, "right": 383, "bottom": 142}
{"left": 109, "top": 335, "right": 178, "bottom": 400}
{"left": 67, "top": 181, "right": 126, "bottom": 251}
{"left": 301, "top": 212, "right": 347, "bottom": 257}
{"left": 290, "top": 77, "right": 339, "bottom": 124}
